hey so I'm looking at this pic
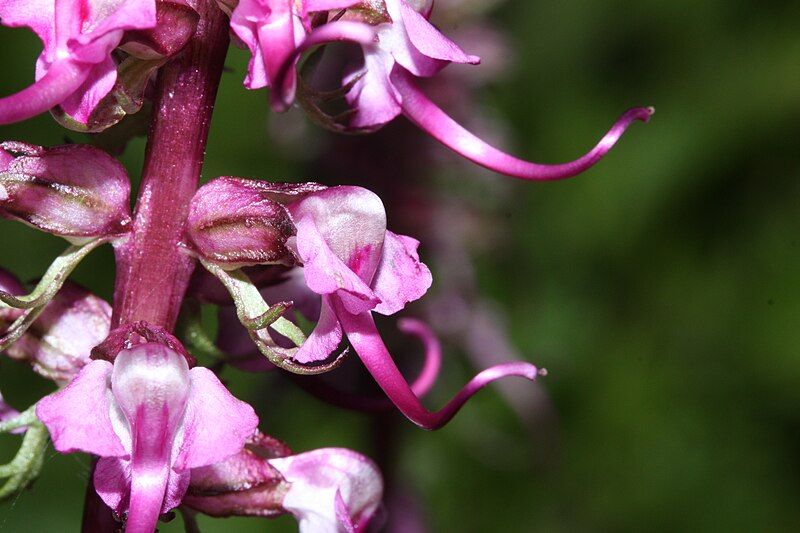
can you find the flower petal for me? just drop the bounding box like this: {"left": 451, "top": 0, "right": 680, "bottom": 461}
{"left": 36, "top": 359, "right": 126, "bottom": 457}
{"left": 268, "top": 448, "right": 383, "bottom": 533}
{"left": 0, "top": 60, "right": 93, "bottom": 125}
{"left": 377, "top": 0, "right": 442, "bottom": 78}
{"left": 78, "top": 0, "right": 157, "bottom": 41}
{"left": 288, "top": 186, "right": 387, "bottom": 313}
{"left": 230, "top": 0, "right": 270, "bottom": 89}
{"left": 111, "top": 343, "right": 192, "bottom": 532}
{"left": 57, "top": 55, "right": 118, "bottom": 125}
{"left": 93, "top": 456, "right": 129, "bottom": 514}
{"left": 344, "top": 47, "right": 402, "bottom": 129}
{"left": 291, "top": 215, "right": 379, "bottom": 315}
{"left": 396, "top": 0, "right": 479, "bottom": 65}
{"left": 304, "top": 0, "right": 361, "bottom": 13}
{"left": 294, "top": 296, "right": 343, "bottom": 363}
{"left": 256, "top": 0, "right": 300, "bottom": 111}
{"left": 0, "top": 0, "right": 55, "bottom": 51}
{"left": 174, "top": 367, "right": 259, "bottom": 470}
{"left": 371, "top": 231, "right": 432, "bottom": 315}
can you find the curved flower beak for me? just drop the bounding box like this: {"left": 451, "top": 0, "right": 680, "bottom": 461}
{"left": 392, "top": 70, "right": 655, "bottom": 181}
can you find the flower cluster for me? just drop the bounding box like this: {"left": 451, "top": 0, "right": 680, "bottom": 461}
{"left": 0, "top": 0, "right": 651, "bottom": 531}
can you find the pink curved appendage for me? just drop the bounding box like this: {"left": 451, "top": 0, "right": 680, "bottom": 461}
{"left": 392, "top": 69, "right": 654, "bottom": 181}
{"left": 271, "top": 20, "right": 376, "bottom": 109}
{"left": 0, "top": 61, "right": 91, "bottom": 125}
{"left": 292, "top": 317, "right": 442, "bottom": 413}
{"left": 336, "top": 303, "right": 543, "bottom": 429}
{"left": 396, "top": 317, "right": 441, "bottom": 398}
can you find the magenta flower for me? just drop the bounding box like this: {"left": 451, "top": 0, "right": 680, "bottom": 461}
{"left": 228, "top": 0, "right": 363, "bottom": 110}
{"left": 185, "top": 431, "right": 383, "bottom": 532}
{"left": 263, "top": 0, "right": 652, "bottom": 180}
{"left": 0, "top": 0, "right": 157, "bottom": 125}
{"left": 189, "top": 178, "right": 544, "bottom": 429}
{"left": 285, "top": 185, "right": 543, "bottom": 428}
{"left": 36, "top": 339, "right": 258, "bottom": 532}
{"left": 268, "top": 447, "right": 383, "bottom": 532}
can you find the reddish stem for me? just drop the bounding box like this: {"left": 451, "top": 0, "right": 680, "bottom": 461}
{"left": 112, "top": 0, "right": 229, "bottom": 330}
{"left": 83, "top": 2, "right": 229, "bottom": 531}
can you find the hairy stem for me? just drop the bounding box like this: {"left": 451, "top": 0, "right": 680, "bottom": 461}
{"left": 112, "top": 0, "right": 230, "bottom": 330}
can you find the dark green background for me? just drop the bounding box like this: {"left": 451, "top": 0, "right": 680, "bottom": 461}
{"left": 2, "top": 1, "right": 800, "bottom": 531}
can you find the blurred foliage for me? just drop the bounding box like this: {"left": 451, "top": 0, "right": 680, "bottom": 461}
{"left": 2, "top": 0, "right": 800, "bottom": 532}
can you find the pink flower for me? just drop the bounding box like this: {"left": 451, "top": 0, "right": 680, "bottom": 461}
{"left": 266, "top": 0, "right": 652, "bottom": 180}
{"left": 190, "top": 178, "right": 544, "bottom": 429}
{"left": 0, "top": 0, "right": 157, "bottom": 125}
{"left": 185, "top": 431, "right": 383, "bottom": 532}
{"left": 228, "top": 0, "right": 363, "bottom": 110}
{"left": 269, "top": 447, "right": 383, "bottom": 532}
{"left": 36, "top": 339, "right": 258, "bottom": 533}
{"left": 285, "top": 185, "right": 543, "bottom": 428}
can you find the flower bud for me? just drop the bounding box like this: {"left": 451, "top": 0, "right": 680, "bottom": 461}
{"left": 187, "top": 178, "right": 324, "bottom": 269}
{"left": 184, "top": 432, "right": 291, "bottom": 518}
{"left": 184, "top": 433, "right": 384, "bottom": 532}
{"left": 0, "top": 143, "right": 132, "bottom": 241}
{"left": 122, "top": 1, "right": 199, "bottom": 60}
{"left": 2, "top": 276, "right": 112, "bottom": 385}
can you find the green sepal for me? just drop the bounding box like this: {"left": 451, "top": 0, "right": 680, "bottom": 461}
{"left": 198, "top": 259, "right": 348, "bottom": 375}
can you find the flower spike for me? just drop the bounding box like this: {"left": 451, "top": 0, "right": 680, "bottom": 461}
{"left": 393, "top": 70, "right": 654, "bottom": 180}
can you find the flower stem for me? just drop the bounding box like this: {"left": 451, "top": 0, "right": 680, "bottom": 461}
{"left": 112, "top": 0, "right": 230, "bottom": 331}
{"left": 83, "top": 2, "right": 230, "bottom": 531}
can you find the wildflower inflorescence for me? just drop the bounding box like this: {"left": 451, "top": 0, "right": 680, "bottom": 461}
{"left": 0, "top": 0, "right": 651, "bottom": 531}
